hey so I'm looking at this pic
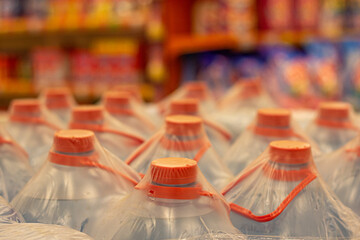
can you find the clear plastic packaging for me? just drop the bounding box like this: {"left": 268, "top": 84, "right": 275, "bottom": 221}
{"left": 305, "top": 102, "right": 359, "bottom": 154}
{"left": 102, "top": 91, "right": 157, "bottom": 138}
{"left": 40, "top": 87, "right": 76, "bottom": 126}
{"left": 0, "top": 126, "right": 33, "bottom": 201}
{"left": 223, "top": 108, "right": 317, "bottom": 176}
{"left": 69, "top": 105, "right": 145, "bottom": 161}
{"left": 0, "top": 223, "right": 94, "bottom": 239}
{"left": 214, "top": 79, "right": 277, "bottom": 138}
{"left": 0, "top": 196, "right": 24, "bottom": 224}
{"left": 158, "top": 81, "right": 217, "bottom": 114}
{"left": 317, "top": 135, "right": 360, "bottom": 216}
{"left": 6, "top": 99, "right": 63, "bottom": 169}
{"left": 88, "top": 157, "right": 244, "bottom": 240}
{"left": 11, "top": 129, "right": 141, "bottom": 232}
{"left": 126, "top": 115, "right": 234, "bottom": 191}
{"left": 222, "top": 140, "right": 360, "bottom": 238}
{"left": 167, "top": 98, "right": 233, "bottom": 156}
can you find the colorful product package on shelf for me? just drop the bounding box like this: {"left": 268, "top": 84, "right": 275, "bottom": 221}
{"left": 305, "top": 102, "right": 359, "bottom": 154}
{"left": 317, "top": 134, "right": 360, "bottom": 216}
{"left": 102, "top": 91, "right": 157, "bottom": 139}
{"left": 39, "top": 87, "right": 76, "bottom": 126}
{"left": 0, "top": 196, "right": 24, "bottom": 224}
{"left": 11, "top": 129, "right": 141, "bottom": 232}
{"left": 87, "top": 157, "right": 245, "bottom": 240}
{"left": 167, "top": 98, "right": 232, "bottom": 156}
{"left": 157, "top": 81, "right": 217, "bottom": 115}
{"left": 223, "top": 108, "right": 317, "bottom": 176}
{"left": 69, "top": 105, "right": 144, "bottom": 161}
{"left": 214, "top": 78, "right": 277, "bottom": 138}
{"left": 0, "top": 125, "right": 33, "bottom": 201}
{"left": 6, "top": 99, "right": 63, "bottom": 169}
{"left": 70, "top": 50, "right": 95, "bottom": 96}
{"left": 222, "top": 140, "right": 360, "bottom": 238}
{"left": 0, "top": 223, "right": 93, "bottom": 240}
{"left": 126, "top": 115, "right": 234, "bottom": 191}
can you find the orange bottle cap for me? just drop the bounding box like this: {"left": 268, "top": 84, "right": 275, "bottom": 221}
{"left": 165, "top": 115, "right": 203, "bottom": 136}
{"left": 10, "top": 99, "right": 41, "bottom": 116}
{"left": 44, "top": 88, "right": 71, "bottom": 109}
{"left": 53, "top": 129, "right": 95, "bottom": 153}
{"left": 114, "top": 84, "right": 142, "bottom": 101}
{"left": 150, "top": 157, "right": 197, "bottom": 185}
{"left": 104, "top": 91, "right": 131, "bottom": 108}
{"left": 72, "top": 106, "right": 104, "bottom": 122}
{"left": 184, "top": 82, "right": 208, "bottom": 99}
{"left": 257, "top": 108, "right": 291, "bottom": 128}
{"left": 269, "top": 140, "right": 311, "bottom": 164}
{"left": 170, "top": 99, "right": 199, "bottom": 115}
{"left": 318, "top": 102, "right": 350, "bottom": 121}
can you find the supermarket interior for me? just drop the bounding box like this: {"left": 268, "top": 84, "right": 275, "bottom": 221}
{"left": 2, "top": 0, "right": 360, "bottom": 239}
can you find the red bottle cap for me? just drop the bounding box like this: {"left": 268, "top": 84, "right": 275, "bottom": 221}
{"left": 53, "top": 129, "right": 95, "bottom": 153}
{"left": 150, "top": 157, "right": 197, "bottom": 185}
{"left": 269, "top": 140, "right": 311, "bottom": 164}
{"left": 318, "top": 102, "right": 350, "bottom": 121}
{"left": 10, "top": 99, "right": 41, "bottom": 116}
{"left": 257, "top": 108, "right": 291, "bottom": 128}
{"left": 104, "top": 91, "right": 131, "bottom": 109}
{"left": 71, "top": 106, "right": 104, "bottom": 122}
{"left": 44, "top": 88, "right": 71, "bottom": 109}
{"left": 169, "top": 99, "right": 199, "bottom": 115}
{"left": 165, "top": 115, "right": 203, "bottom": 136}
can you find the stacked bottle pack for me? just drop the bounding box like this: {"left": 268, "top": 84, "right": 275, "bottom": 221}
{"left": 0, "top": 81, "right": 360, "bottom": 240}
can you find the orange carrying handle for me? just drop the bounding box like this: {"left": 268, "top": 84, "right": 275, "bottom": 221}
{"left": 222, "top": 163, "right": 317, "bottom": 222}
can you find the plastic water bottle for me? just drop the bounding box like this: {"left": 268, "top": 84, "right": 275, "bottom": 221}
{"left": 0, "top": 196, "right": 24, "bottom": 224}
{"left": 223, "top": 140, "right": 360, "bottom": 238}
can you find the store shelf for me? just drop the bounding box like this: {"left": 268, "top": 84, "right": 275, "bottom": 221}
{"left": 165, "top": 33, "right": 239, "bottom": 58}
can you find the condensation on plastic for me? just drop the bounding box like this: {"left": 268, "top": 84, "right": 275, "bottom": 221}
{"left": 157, "top": 81, "right": 217, "bottom": 115}
{"left": 39, "top": 87, "right": 76, "bottom": 126}
{"left": 166, "top": 98, "right": 233, "bottom": 156}
{"left": 102, "top": 91, "right": 157, "bottom": 138}
{"left": 222, "top": 140, "right": 360, "bottom": 238}
{"left": 6, "top": 99, "right": 64, "bottom": 169}
{"left": 69, "top": 105, "right": 145, "bottom": 161}
{"left": 0, "top": 197, "right": 24, "bottom": 223}
{"left": 305, "top": 101, "right": 359, "bottom": 154}
{"left": 0, "top": 126, "right": 33, "bottom": 201}
{"left": 0, "top": 223, "right": 94, "bottom": 240}
{"left": 126, "top": 115, "right": 234, "bottom": 191}
{"left": 11, "top": 129, "right": 141, "bottom": 232}
{"left": 317, "top": 135, "right": 360, "bottom": 216}
{"left": 223, "top": 108, "right": 319, "bottom": 176}
{"left": 88, "top": 157, "right": 244, "bottom": 240}
{"left": 214, "top": 79, "right": 277, "bottom": 138}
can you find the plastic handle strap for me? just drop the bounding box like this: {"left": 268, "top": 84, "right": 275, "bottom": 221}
{"left": 106, "top": 107, "right": 156, "bottom": 130}
{"left": 203, "top": 119, "right": 232, "bottom": 141}
{"left": 10, "top": 116, "right": 60, "bottom": 131}
{"left": 315, "top": 118, "right": 360, "bottom": 130}
{"left": 50, "top": 152, "right": 138, "bottom": 186}
{"left": 345, "top": 147, "right": 360, "bottom": 158}
{"left": 69, "top": 122, "right": 144, "bottom": 145}
{"left": 126, "top": 132, "right": 212, "bottom": 165}
{"left": 222, "top": 163, "right": 317, "bottom": 222}
{"left": 0, "top": 137, "right": 29, "bottom": 159}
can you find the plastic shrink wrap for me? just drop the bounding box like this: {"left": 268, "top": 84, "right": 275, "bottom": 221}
{"left": 317, "top": 134, "right": 360, "bottom": 216}
{"left": 102, "top": 91, "right": 157, "bottom": 138}
{"left": 0, "top": 126, "right": 33, "bottom": 201}
{"left": 69, "top": 105, "right": 144, "bottom": 161}
{"left": 0, "top": 223, "right": 94, "bottom": 239}
{"left": 223, "top": 108, "right": 317, "bottom": 176}
{"left": 11, "top": 129, "right": 141, "bottom": 232}
{"left": 157, "top": 81, "right": 217, "bottom": 115}
{"left": 88, "top": 157, "right": 245, "bottom": 240}
{"left": 0, "top": 197, "right": 24, "bottom": 223}
{"left": 167, "top": 98, "right": 232, "bottom": 156}
{"left": 6, "top": 99, "right": 63, "bottom": 169}
{"left": 40, "top": 87, "right": 76, "bottom": 126}
{"left": 305, "top": 102, "right": 359, "bottom": 154}
{"left": 126, "top": 115, "right": 234, "bottom": 191}
{"left": 214, "top": 79, "right": 277, "bottom": 138}
{"left": 222, "top": 140, "right": 360, "bottom": 239}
